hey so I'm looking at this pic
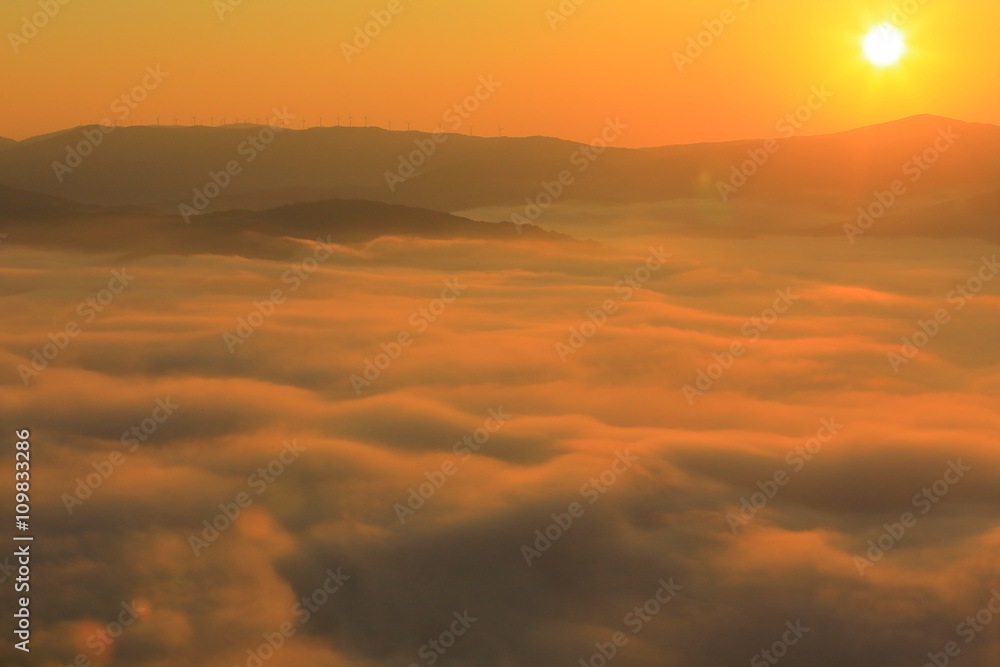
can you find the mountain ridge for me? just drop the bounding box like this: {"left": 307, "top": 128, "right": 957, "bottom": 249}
{"left": 0, "top": 116, "right": 997, "bottom": 216}
{"left": 7, "top": 114, "right": 998, "bottom": 149}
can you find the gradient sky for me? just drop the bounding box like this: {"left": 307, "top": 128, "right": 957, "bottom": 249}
{"left": 2, "top": 0, "right": 999, "bottom": 145}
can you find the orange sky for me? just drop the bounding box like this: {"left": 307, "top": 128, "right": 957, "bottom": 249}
{"left": 2, "top": 0, "right": 997, "bottom": 146}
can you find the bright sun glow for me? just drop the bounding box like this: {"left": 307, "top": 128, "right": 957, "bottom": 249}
{"left": 863, "top": 23, "right": 906, "bottom": 67}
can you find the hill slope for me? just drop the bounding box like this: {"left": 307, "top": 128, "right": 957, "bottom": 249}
{"left": 0, "top": 116, "right": 997, "bottom": 220}
{"left": 0, "top": 186, "right": 568, "bottom": 259}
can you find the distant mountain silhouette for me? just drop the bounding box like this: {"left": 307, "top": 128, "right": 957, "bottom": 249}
{"left": 0, "top": 137, "right": 15, "bottom": 152}
{"left": 0, "top": 116, "right": 997, "bottom": 222}
{"left": 824, "top": 185, "right": 1000, "bottom": 242}
{"left": 0, "top": 183, "right": 103, "bottom": 218}
{"left": 201, "top": 198, "right": 563, "bottom": 243}
{"left": 0, "top": 185, "right": 569, "bottom": 259}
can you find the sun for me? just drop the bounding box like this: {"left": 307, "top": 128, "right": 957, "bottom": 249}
{"left": 863, "top": 23, "right": 906, "bottom": 67}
